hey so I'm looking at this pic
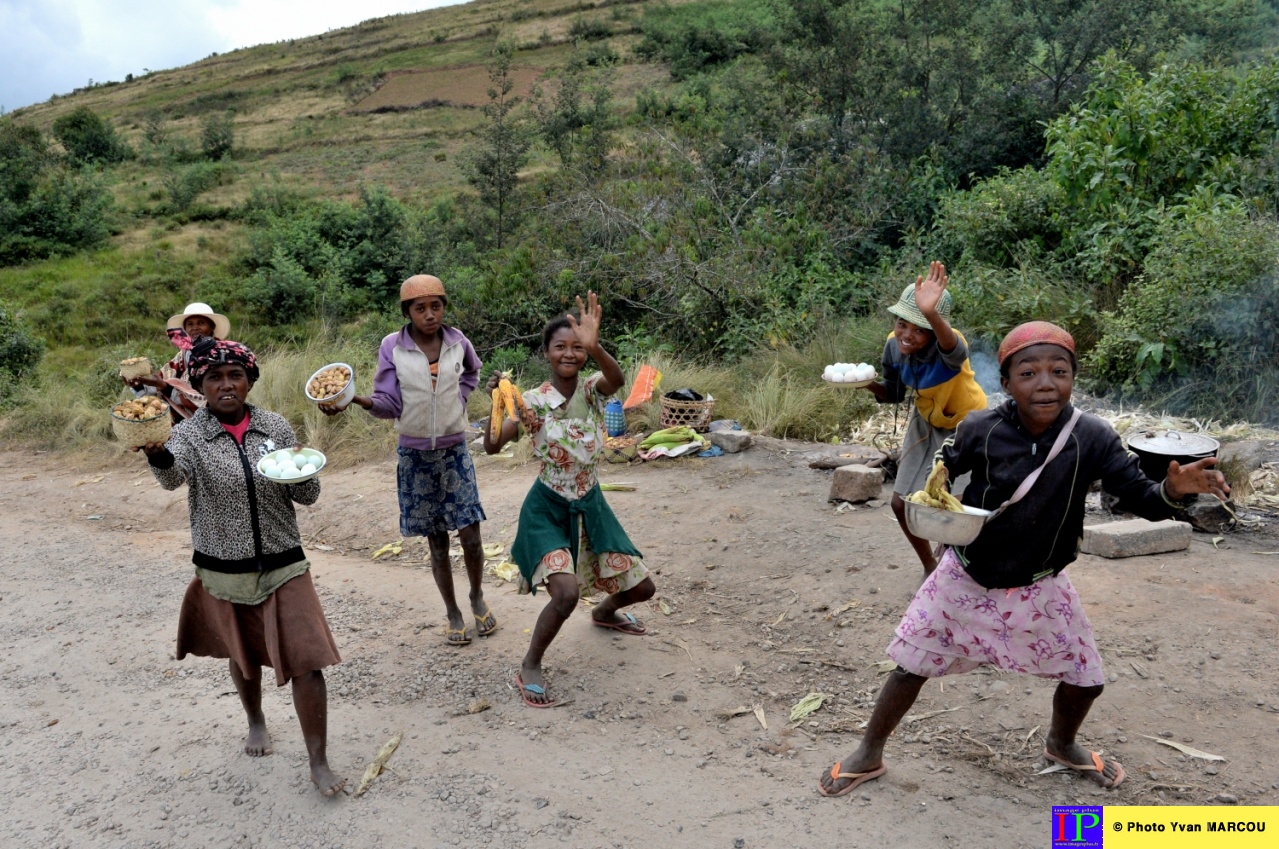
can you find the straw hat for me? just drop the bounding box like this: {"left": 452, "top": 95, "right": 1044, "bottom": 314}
{"left": 167, "top": 302, "right": 230, "bottom": 339}
{"left": 400, "top": 274, "right": 447, "bottom": 302}
{"left": 887, "top": 284, "right": 951, "bottom": 329}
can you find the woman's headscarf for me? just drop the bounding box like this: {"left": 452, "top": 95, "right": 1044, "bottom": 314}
{"left": 997, "top": 321, "right": 1076, "bottom": 369}
{"left": 188, "top": 337, "right": 260, "bottom": 389}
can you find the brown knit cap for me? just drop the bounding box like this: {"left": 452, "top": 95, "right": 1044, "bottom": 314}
{"left": 399, "top": 274, "right": 446, "bottom": 302}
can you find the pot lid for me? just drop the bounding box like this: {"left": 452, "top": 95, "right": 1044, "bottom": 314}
{"left": 1127, "top": 430, "right": 1220, "bottom": 456}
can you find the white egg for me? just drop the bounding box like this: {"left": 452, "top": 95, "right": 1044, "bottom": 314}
{"left": 280, "top": 467, "right": 300, "bottom": 480}
{"left": 300, "top": 463, "right": 317, "bottom": 475}
{"left": 823, "top": 366, "right": 834, "bottom": 380}
{"left": 260, "top": 460, "right": 277, "bottom": 474}
{"left": 273, "top": 450, "right": 293, "bottom": 463}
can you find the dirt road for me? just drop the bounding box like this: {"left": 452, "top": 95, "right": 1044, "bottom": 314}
{"left": 2, "top": 441, "right": 1276, "bottom": 849}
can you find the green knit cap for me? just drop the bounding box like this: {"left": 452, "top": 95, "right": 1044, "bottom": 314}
{"left": 887, "top": 284, "right": 951, "bottom": 328}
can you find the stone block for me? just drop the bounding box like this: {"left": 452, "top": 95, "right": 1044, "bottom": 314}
{"left": 707, "top": 430, "right": 753, "bottom": 454}
{"left": 1080, "top": 519, "right": 1191, "bottom": 559}
{"left": 829, "top": 464, "right": 883, "bottom": 504}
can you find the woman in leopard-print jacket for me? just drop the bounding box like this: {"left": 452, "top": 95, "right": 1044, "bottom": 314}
{"left": 139, "top": 337, "right": 346, "bottom": 797}
{"left": 152, "top": 403, "right": 319, "bottom": 571}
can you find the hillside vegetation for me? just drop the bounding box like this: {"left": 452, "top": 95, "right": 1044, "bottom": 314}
{"left": 3, "top": 0, "right": 1279, "bottom": 452}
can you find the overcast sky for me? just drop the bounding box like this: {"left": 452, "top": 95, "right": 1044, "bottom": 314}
{"left": 1, "top": 1, "right": 465, "bottom": 113}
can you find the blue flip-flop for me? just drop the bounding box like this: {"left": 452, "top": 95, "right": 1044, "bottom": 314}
{"left": 591, "top": 611, "right": 648, "bottom": 636}
{"left": 515, "top": 674, "right": 559, "bottom": 708}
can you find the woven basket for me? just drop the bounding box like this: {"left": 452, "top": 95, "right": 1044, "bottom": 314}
{"left": 111, "top": 409, "right": 172, "bottom": 448}
{"left": 659, "top": 395, "right": 716, "bottom": 432}
{"left": 603, "top": 436, "right": 639, "bottom": 464}
{"left": 118, "top": 357, "right": 153, "bottom": 381}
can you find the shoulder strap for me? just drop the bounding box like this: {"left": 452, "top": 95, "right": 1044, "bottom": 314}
{"left": 993, "top": 407, "right": 1083, "bottom": 516}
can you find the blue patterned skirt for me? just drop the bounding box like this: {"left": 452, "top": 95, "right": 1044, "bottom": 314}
{"left": 396, "top": 442, "right": 487, "bottom": 536}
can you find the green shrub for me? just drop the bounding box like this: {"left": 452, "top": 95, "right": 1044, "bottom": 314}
{"left": 200, "top": 111, "right": 235, "bottom": 160}
{"left": 51, "top": 106, "right": 132, "bottom": 164}
{"left": 568, "top": 17, "right": 612, "bottom": 42}
{"left": 0, "top": 300, "right": 44, "bottom": 398}
{"left": 1087, "top": 196, "right": 1279, "bottom": 420}
{"left": 929, "top": 168, "right": 1066, "bottom": 268}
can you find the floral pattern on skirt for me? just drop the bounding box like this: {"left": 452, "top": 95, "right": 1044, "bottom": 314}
{"left": 886, "top": 548, "right": 1105, "bottom": 687}
{"left": 525, "top": 527, "right": 649, "bottom": 597}
{"left": 397, "top": 442, "right": 487, "bottom": 536}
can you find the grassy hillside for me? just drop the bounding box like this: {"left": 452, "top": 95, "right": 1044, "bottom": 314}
{"left": 4, "top": 0, "right": 1279, "bottom": 446}
{"left": 12, "top": 0, "right": 672, "bottom": 203}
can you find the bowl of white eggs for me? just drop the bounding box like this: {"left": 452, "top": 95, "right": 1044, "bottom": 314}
{"left": 258, "top": 448, "right": 326, "bottom": 483}
{"left": 822, "top": 362, "right": 877, "bottom": 387}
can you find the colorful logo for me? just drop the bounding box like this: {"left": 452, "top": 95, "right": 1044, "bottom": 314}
{"left": 1052, "top": 806, "right": 1104, "bottom": 847}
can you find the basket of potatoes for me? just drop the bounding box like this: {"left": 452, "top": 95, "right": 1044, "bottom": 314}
{"left": 111, "top": 396, "right": 172, "bottom": 448}
{"left": 305, "top": 363, "right": 355, "bottom": 410}
{"left": 118, "top": 356, "right": 154, "bottom": 381}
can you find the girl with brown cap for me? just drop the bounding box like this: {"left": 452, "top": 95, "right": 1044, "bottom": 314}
{"left": 325, "top": 274, "right": 496, "bottom": 645}
{"left": 818, "top": 321, "right": 1229, "bottom": 799}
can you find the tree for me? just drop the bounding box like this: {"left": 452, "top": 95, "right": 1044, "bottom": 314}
{"left": 462, "top": 44, "right": 532, "bottom": 249}
{"left": 532, "top": 57, "right": 616, "bottom": 175}
{"left": 51, "top": 106, "right": 131, "bottom": 164}
{"left": 769, "top": 0, "right": 892, "bottom": 145}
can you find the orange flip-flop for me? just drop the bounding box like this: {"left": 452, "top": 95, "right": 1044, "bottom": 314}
{"left": 817, "top": 761, "right": 887, "bottom": 797}
{"left": 1043, "top": 749, "right": 1126, "bottom": 789}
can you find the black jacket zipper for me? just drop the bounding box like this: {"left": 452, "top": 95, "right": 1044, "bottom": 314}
{"left": 229, "top": 433, "right": 266, "bottom": 570}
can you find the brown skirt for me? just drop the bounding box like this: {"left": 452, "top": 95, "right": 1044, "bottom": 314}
{"left": 176, "top": 571, "right": 341, "bottom": 686}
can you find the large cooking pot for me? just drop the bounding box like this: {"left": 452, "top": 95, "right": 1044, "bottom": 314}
{"left": 1126, "top": 430, "right": 1219, "bottom": 482}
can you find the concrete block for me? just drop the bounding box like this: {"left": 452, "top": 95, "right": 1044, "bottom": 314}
{"left": 1080, "top": 519, "right": 1191, "bottom": 559}
{"left": 829, "top": 464, "right": 883, "bottom": 504}
{"left": 708, "top": 430, "right": 753, "bottom": 454}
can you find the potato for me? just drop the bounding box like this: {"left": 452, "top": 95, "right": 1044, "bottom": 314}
{"left": 308, "top": 366, "right": 351, "bottom": 400}
{"left": 113, "top": 396, "right": 168, "bottom": 421}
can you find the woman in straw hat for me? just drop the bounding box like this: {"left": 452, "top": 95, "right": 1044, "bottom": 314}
{"left": 125, "top": 301, "right": 231, "bottom": 422}
{"left": 326, "top": 274, "right": 497, "bottom": 646}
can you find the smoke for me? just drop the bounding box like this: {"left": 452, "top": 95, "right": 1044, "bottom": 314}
{"left": 969, "top": 348, "right": 1005, "bottom": 407}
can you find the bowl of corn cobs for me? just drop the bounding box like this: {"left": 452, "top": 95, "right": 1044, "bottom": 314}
{"left": 904, "top": 462, "right": 992, "bottom": 545}
{"left": 305, "top": 363, "right": 355, "bottom": 410}
{"left": 111, "top": 396, "right": 172, "bottom": 448}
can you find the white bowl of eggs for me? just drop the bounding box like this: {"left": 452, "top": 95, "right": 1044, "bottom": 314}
{"left": 258, "top": 448, "right": 327, "bottom": 483}
{"left": 823, "top": 362, "right": 877, "bottom": 387}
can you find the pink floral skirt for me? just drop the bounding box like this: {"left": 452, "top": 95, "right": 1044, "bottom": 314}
{"left": 525, "top": 526, "right": 649, "bottom": 598}
{"left": 887, "top": 548, "right": 1105, "bottom": 687}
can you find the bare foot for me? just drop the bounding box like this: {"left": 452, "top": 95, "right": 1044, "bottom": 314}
{"left": 310, "top": 761, "right": 347, "bottom": 797}
{"left": 818, "top": 751, "right": 884, "bottom": 796}
{"left": 518, "top": 665, "right": 553, "bottom": 706}
{"left": 244, "top": 721, "right": 272, "bottom": 757}
{"left": 1045, "top": 743, "right": 1124, "bottom": 788}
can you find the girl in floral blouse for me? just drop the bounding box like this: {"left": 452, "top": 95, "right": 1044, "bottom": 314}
{"left": 484, "top": 292, "right": 656, "bottom": 707}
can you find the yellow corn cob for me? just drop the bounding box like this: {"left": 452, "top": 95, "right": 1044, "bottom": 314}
{"left": 499, "top": 379, "right": 518, "bottom": 422}
{"left": 489, "top": 389, "right": 504, "bottom": 441}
